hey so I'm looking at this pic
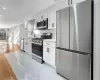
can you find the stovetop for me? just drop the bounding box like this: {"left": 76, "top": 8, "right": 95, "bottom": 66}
{"left": 32, "top": 38, "right": 52, "bottom": 45}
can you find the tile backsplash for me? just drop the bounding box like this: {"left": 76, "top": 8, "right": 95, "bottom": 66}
{"left": 33, "top": 29, "right": 56, "bottom": 39}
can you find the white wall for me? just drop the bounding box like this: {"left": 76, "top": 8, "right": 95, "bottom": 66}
{"left": 19, "top": 24, "right": 28, "bottom": 38}
{"left": 94, "top": 0, "right": 100, "bottom": 80}
{"left": 8, "top": 26, "right": 20, "bottom": 45}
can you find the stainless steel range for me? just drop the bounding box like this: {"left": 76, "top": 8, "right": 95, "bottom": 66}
{"left": 32, "top": 38, "right": 43, "bottom": 63}
{"left": 31, "top": 32, "right": 52, "bottom": 63}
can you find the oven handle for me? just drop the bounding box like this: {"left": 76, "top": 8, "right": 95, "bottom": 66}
{"left": 31, "top": 43, "right": 42, "bottom": 46}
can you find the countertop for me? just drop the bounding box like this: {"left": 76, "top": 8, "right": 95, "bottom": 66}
{"left": 43, "top": 39, "right": 56, "bottom": 42}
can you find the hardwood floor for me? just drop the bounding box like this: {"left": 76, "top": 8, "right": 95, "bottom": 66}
{"left": 0, "top": 54, "right": 17, "bottom": 80}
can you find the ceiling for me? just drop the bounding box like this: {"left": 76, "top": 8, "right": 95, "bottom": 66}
{"left": 0, "top": 0, "right": 55, "bottom": 28}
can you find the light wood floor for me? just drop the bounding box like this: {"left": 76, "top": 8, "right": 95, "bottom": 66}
{"left": 0, "top": 54, "right": 17, "bottom": 80}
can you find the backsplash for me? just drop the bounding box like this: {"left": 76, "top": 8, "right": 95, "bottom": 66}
{"left": 33, "top": 29, "right": 56, "bottom": 39}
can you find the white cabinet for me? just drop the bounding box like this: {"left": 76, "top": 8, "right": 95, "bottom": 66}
{"left": 27, "top": 19, "right": 36, "bottom": 37}
{"left": 41, "top": 9, "right": 48, "bottom": 19}
{"left": 35, "top": 9, "right": 48, "bottom": 29}
{"left": 56, "top": 0, "right": 69, "bottom": 11}
{"left": 55, "top": 0, "right": 87, "bottom": 11}
{"left": 27, "top": 23, "right": 33, "bottom": 37}
{"left": 24, "top": 38, "right": 32, "bottom": 54}
{"left": 43, "top": 41, "right": 56, "bottom": 67}
{"left": 69, "top": 0, "right": 87, "bottom": 5}
{"left": 48, "top": 5, "right": 56, "bottom": 29}
{"left": 49, "top": 47, "right": 56, "bottom": 67}
{"left": 24, "top": 21, "right": 28, "bottom": 31}
{"left": 27, "top": 38, "right": 32, "bottom": 54}
{"left": 43, "top": 46, "right": 50, "bottom": 63}
{"left": 24, "top": 39, "right": 28, "bottom": 52}
{"left": 35, "top": 10, "right": 48, "bottom": 22}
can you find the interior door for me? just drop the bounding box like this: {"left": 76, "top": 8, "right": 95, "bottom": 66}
{"left": 56, "top": 7, "right": 70, "bottom": 49}
{"left": 70, "top": 0, "right": 91, "bottom": 53}
{"left": 56, "top": 49, "right": 72, "bottom": 79}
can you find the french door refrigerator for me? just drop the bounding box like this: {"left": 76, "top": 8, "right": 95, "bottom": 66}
{"left": 56, "top": 0, "right": 93, "bottom": 80}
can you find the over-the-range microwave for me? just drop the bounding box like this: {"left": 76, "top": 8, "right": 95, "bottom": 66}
{"left": 37, "top": 18, "right": 48, "bottom": 30}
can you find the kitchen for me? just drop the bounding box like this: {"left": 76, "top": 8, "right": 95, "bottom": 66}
{"left": 19, "top": 0, "right": 93, "bottom": 80}
{"left": 0, "top": 0, "right": 99, "bottom": 80}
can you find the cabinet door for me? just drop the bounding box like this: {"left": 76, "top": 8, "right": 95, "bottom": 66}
{"left": 49, "top": 47, "right": 56, "bottom": 67}
{"left": 48, "top": 5, "right": 56, "bottom": 29}
{"left": 72, "top": 0, "right": 87, "bottom": 4}
{"left": 41, "top": 10, "right": 48, "bottom": 19}
{"left": 27, "top": 23, "right": 32, "bottom": 37}
{"left": 43, "top": 46, "right": 50, "bottom": 63}
{"left": 24, "top": 39, "right": 28, "bottom": 52}
{"left": 56, "top": 0, "right": 69, "bottom": 11}
{"left": 27, "top": 39, "right": 32, "bottom": 54}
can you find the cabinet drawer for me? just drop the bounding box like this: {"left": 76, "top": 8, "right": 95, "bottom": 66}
{"left": 43, "top": 41, "right": 55, "bottom": 47}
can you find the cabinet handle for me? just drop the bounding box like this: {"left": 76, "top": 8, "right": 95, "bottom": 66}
{"left": 71, "top": 0, "right": 72, "bottom": 4}
{"left": 41, "top": 15, "right": 43, "bottom": 19}
{"left": 47, "top": 48, "right": 49, "bottom": 52}
{"left": 47, "top": 43, "right": 50, "bottom": 45}
{"left": 52, "top": 23, "right": 54, "bottom": 27}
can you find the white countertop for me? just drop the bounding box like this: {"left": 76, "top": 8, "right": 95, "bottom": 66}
{"left": 43, "top": 39, "right": 56, "bottom": 42}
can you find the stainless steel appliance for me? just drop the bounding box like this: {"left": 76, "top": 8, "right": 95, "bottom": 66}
{"left": 41, "top": 33, "right": 52, "bottom": 39}
{"left": 37, "top": 18, "right": 48, "bottom": 29}
{"left": 56, "top": 1, "right": 93, "bottom": 80}
{"left": 32, "top": 38, "right": 43, "bottom": 63}
{"left": 32, "top": 33, "right": 52, "bottom": 63}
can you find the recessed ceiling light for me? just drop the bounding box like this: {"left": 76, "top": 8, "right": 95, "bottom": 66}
{"left": 2, "top": 7, "right": 6, "bottom": 10}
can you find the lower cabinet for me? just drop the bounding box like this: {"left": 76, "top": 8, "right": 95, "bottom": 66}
{"left": 43, "top": 42, "right": 56, "bottom": 68}
{"left": 24, "top": 38, "right": 32, "bottom": 54}
{"left": 43, "top": 46, "right": 50, "bottom": 63}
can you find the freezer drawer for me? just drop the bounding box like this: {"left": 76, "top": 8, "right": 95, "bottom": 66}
{"left": 56, "top": 48, "right": 90, "bottom": 80}
{"left": 71, "top": 52, "right": 90, "bottom": 80}
{"left": 56, "top": 49, "right": 72, "bottom": 79}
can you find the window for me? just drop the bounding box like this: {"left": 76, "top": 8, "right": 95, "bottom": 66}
{"left": 0, "top": 29, "right": 7, "bottom": 40}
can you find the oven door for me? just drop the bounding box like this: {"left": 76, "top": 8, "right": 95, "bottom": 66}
{"left": 32, "top": 43, "right": 43, "bottom": 57}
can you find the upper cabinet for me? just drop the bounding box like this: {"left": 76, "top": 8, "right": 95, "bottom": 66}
{"left": 48, "top": 5, "right": 56, "bottom": 29}
{"left": 70, "top": 0, "right": 87, "bottom": 4}
{"left": 35, "top": 9, "right": 48, "bottom": 29}
{"left": 27, "top": 19, "right": 36, "bottom": 37}
{"left": 56, "top": 0, "right": 69, "bottom": 11}
{"left": 35, "top": 9, "right": 48, "bottom": 22}
{"left": 55, "top": 0, "right": 87, "bottom": 10}
{"left": 24, "top": 21, "right": 28, "bottom": 31}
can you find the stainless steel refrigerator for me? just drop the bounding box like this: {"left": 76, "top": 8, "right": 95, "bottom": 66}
{"left": 56, "top": 1, "right": 92, "bottom": 80}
